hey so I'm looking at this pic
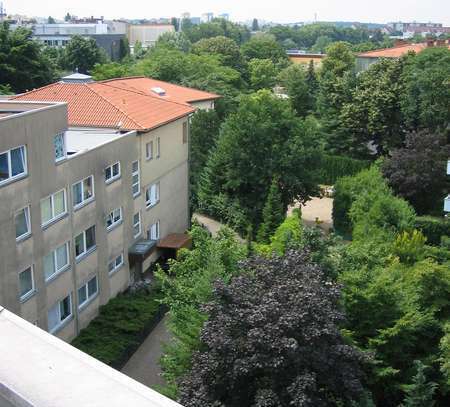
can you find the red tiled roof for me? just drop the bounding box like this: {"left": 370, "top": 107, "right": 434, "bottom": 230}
{"left": 358, "top": 43, "right": 450, "bottom": 58}
{"left": 12, "top": 80, "right": 201, "bottom": 131}
{"left": 99, "top": 77, "right": 220, "bottom": 103}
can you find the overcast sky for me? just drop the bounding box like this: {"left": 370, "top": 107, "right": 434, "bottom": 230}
{"left": 6, "top": 0, "right": 450, "bottom": 25}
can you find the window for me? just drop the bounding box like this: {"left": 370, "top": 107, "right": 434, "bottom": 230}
{"left": 19, "top": 266, "right": 34, "bottom": 300}
{"left": 108, "top": 253, "right": 124, "bottom": 274}
{"left": 156, "top": 137, "right": 160, "bottom": 158}
{"left": 48, "top": 294, "right": 72, "bottom": 333}
{"left": 132, "top": 161, "right": 140, "bottom": 197}
{"left": 145, "top": 141, "right": 153, "bottom": 160}
{"left": 41, "top": 189, "right": 67, "bottom": 226}
{"left": 78, "top": 276, "right": 98, "bottom": 308}
{"left": 75, "top": 226, "right": 96, "bottom": 259}
{"left": 15, "top": 206, "right": 31, "bottom": 240}
{"left": 44, "top": 242, "right": 70, "bottom": 281}
{"left": 0, "top": 145, "right": 27, "bottom": 185}
{"left": 149, "top": 221, "right": 160, "bottom": 240}
{"left": 72, "top": 175, "right": 94, "bottom": 208}
{"left": 54, "top": 133, "right": 66, "bottom": 162}
{"left": 182, "top": 122, "right": 188, "bottom": 144}
{"left": 106, "top": 207, "right": 122, "bottom": 230}
{"left": 133, "top": 212, "right": 141, "bottom": 238}
{"left": 105, "top": 162, "right": 120, "bottom": 183}
{"left": 145, "top": 183, "right": 160, "bottom": 208}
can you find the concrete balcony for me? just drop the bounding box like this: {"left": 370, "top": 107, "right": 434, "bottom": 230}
{"left": 0, "top": 306, "right": 183, "bottom": 407}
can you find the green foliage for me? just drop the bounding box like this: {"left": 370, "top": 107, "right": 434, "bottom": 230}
{"left": 91, "top": 61, "right": 131, "bottom": 80}
{"left": 0, "top": 22, "right": 58, "bottom": 92}
{"left": 256, "top": 177, "right": 285, "bottom": 243}
{"left": 182, "top": 18, "right": 250, "bottom": 45}
{"left": 156, "top": 223, "right": 246, "bottom": 398}
{"left": 155, "top": 31, "right": 191, "bottom": 52}
{"left": 118, "top": 37, "right": 130, "bottom": 60}
{"left": 62, "top": 35, "right": 107, "bottom": 74}
{"left": 241, "top": 33, "right": 287, "bottom": 64}
{"left": 191, "top": 36, "right": 242, "bottom": 69}
{"left": 71, "top": 287, "right": 163, "bottom": 367}
{"left": 317, "top": 154, "right": 370, "bottom": 185}
{"left": 248, "top": 58, "right": 277, "bottom": 90}
{"left": 198, "top": 90, "right": 321, "bottom": 232}
{"left": 439, "top": 323, "right": 450, "bottom": 389}
{"left": 415, "top": 216, "right": 450, "bottom": 246}
{"left": 393, "top": 230, "right": 427, "bottom": 265}
{"left": 401, "top": 360, "right": 437, "bottom": 406}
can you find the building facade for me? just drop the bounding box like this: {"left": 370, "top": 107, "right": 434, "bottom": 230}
{"left": 127, "top": 24, "right": 174, "bottom": 51}
{"left": 2, "top": 77, "right": 218, "bottom": 342}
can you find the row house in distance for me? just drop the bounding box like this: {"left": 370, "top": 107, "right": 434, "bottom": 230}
{"left": 0, "top": 76, "right": 218, "bottom": 341}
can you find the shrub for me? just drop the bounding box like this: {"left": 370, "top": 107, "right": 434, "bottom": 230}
{"left": 318, "top": 154, "right": 370, "bottom": 185}
{"left": 415, "top": 216, "right": 450, "bottom": 246}
{"left": 392, "top": 230, "right": 427, "bottom": 265}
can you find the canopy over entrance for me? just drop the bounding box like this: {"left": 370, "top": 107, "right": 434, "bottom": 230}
{"left": 157, "top": 233, "right": 192, "bottom": 250}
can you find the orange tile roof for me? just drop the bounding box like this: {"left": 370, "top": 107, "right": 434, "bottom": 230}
{"left": 358, "top": 43, "right": 450, "bottom": 58}
{"left": 12, "top": 80, "right": 201, "bottom": 131}
{"left": 99, "top": 77, "right": 220, "bottom": 103}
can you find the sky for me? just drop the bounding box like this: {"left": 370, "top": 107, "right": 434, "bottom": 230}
{"left": 5, "top": 0, "right": 450, "bottom": 26}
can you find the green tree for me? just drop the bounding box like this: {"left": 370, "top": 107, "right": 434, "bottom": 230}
{"left": 191, "top": 36, "right": 242, "bottom": 69}
{"left": 154, "top": 32, "right": 191, "bottom": 52}
{"left": 170, "top": 17, "right": 179, "bottom": 32}
{"left": 251, "top": 18, "right": 259, "bottom": 31}
{"left": 241, "top": 33, "right": 287, "bottom": 64}
{"left": 62, "top": 35, "right": 107, "bottom": 73}
{"left": 91, "top": 62, "right": 131, "bottom": 80}
{"left": 198, "top": 90, "right": 321, "bottom": 232}
{"left": 47, "top": 16, "right": 56, "bottom": 24}
{"left": 64, "top": 12, "right": 71, "bottom": 22}
{"left": 311, "top": 34, "right": 332, "bottom": 53}
{"left": 118, "top": 37, "right": 130, "bottom": 60}
{"left": 182, "top": 19, "right": 250, "bottom": 45}
{"left": 248, "top": 58, "right": 277, "bottom": 90}
{"left": 0, "top": 23, "right": 57, "bottom": 92}
{"left": 256, "top": 177, "right": 285, "bottom": 243}
{"left": 402, "top": 361, "right": 437, "bottom": 407}
{"left": 278, "top": 64, "right": 313, "bottom": 116}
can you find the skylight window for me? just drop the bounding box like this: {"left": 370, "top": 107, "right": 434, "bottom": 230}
{"left": 151, "top": 87, "right": 166, "bottom": 96}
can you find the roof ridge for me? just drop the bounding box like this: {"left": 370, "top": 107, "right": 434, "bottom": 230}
{"left": 99, "top": 82, "right": 198, "bottom": 110}
{"left": 11, "top": 81, "right": 62, "bottom": 99}
{"left": 85, "top": 83, "right": 145, "bottom": 129}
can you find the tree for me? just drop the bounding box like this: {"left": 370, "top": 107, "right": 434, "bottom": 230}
{"left": 170, "top": 17, "right": 179, "bottom": 32}
{"left": 91, "top": 62, "right": 131, "bottom": 80}
{"left": 311, "top": 35, "right": 332, "bottom": 53}
{"left": 64, "top": 13, "right": 71, "bottom": 22}
{"left": 0, "top": 22, "right": 57, "bottom": 93}
{"left": 154, "top": 32, "right": 191, "bottom": 52}
{"left": 198, "top": 90, "right": 321, "bottom": 232}
{"left": 279, "top": 64, "right": 313, "bottom": 116}
{"left": 305, "top": 60, "right": 318, "bottom": 106}
{"left": 248, "top": 58, "right": 277, "bottom": 90}
{"left": 179, "top": 250, "right": 367, "bottom": 406}
{"left": 47, "top": 16, "right": 56, "bottom": 24}
{"left": 182, "top": 19, "right": 250, "bottom": 45}
{"left": 251, "top": 18, "right": 259, "bottom": 31}
{"left": 402, "top": 361, "right": 437, "bottom": 407}
{"left": 62, "top": 35, "right": 107, "bottom": 73}
{"left": 118, "top": 37, "right": 130, "bottom": 60}
{"left": 256, "top": 177, "right": 285, "bottom": 243}
{"left": 241, "top": 33, "right": 287, "bottom": 64}
{"left": 191, "top": 36, "right": 242, "bottom": 69}
{"left": 382, "top": 131, "right": 450, "bottom": 215}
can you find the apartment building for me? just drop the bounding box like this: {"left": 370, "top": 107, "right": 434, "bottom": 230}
{"left": 1, "top": 77, "right": 218, "bottom": 342}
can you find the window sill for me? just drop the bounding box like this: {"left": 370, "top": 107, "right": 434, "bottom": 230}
{"left": 41, "top": 212, "right": 69, "bottom": 231}
{"left": 146, "top": 200, "right": 160, "bottom": 210}
{"left": 55, "top": 156, "right": 67, "bottom": 165}
{"left": 73, "top": 197, "right": 95, "bottom": 212}
{"left": 19, "top": 289, "right": 37, "bottom": 304}
{"left": 105, "top": 175, "right": 121, "bottom": 185}
{"left": 16, "top": 232, "right": 32, "bottom": 244}
{"left": 106, "top": 220, "right": 123, "bottom": 233}
{"left": 109, "top": 263, "right": 124, "bottom": 277}
{"left": 49, "top": 315, "right": 74, "bottom": 335}
{"left": 78, "top": 293, "right": 99, "bottom": 313}
{"left": 145, "top": 156, "right": 153, "bottom": 161}
{"left": 75, "top": 246, "right": 97, "bottom": 264}
{"left": 45, "top": 265, "right": 71, "bottom": 285}
{"left": 0, "top": 173, "right": 28, "bottom": 189}
{"left": 133, "top": 191, "right": 141, "bottom": 200}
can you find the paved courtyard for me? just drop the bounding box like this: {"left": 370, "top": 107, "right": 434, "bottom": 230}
{"left": 290, "top": 196, "right": 334, "bottom": 232}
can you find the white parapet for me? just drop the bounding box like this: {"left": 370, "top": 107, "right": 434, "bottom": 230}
{"left": 444, "top": 195, "right": 450, "bottom": 213}
{"left": 0, "top": 306, "right": 183, "bottom": 407}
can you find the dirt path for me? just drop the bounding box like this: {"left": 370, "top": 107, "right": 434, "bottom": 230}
{"left": 192, "top": 213, "right": 245, "bottom": 242}
{"left": 289, "top": 197, "right": 334, "bottom": 232}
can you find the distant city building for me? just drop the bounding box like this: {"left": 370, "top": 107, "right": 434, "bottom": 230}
{"left": 201, "top": 12, "right": 214, "bottom": 23}
{"left": 218, "top": 13, "right": 230, "bottom": 21}
{"left": 127, "top": 24, "right": 174, "bottom": 51}
{"left": 385, "top": 21, "right": 450, "bottom": 39}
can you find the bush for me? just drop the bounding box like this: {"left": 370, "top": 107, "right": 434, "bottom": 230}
{"left": 71, "top": 286, "right": 164, "bottom": 368}
{"left": 415, "top": 216, "right": 450, "bottom": 246}
{"left": 318, "top": 154, "right": 370, "bottom": 185}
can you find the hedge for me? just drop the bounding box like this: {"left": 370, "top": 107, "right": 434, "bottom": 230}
{"left": 71, "top": 286, "right": 166, "bottom": 369}
{"left": 318, "top": 154, "right": 370, "bottom": 185}
{"left": 414, "top": 216, "right": 450, "bottom": 246}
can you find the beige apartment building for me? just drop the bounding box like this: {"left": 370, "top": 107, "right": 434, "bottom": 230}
{"left": 0, "top": 76, "right": 218, "bottom": 342}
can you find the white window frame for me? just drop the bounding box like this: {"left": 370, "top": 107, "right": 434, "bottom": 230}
{"left": 0, "top": 145, "right": 28, "bottom": 186}
{"left": 74, "top": 226, "right": 96, "bottom": 260}
{"left": 40, "top": 189, "right": 67, "bottom": 227}
{"left": 132, "top": 161, "right": 140, "bottom": 198}
{"left": 108, "top": 253, "right": 124, "bottom": 275}
{"left": 106, "top": 207, "right": 122, "bottom": 231}
{"left": 48, "top": 294, "right": 72, "bottom": 334}
{"left": 18, "top": 266, "right": 35, "bottom": 301}
{"left": 145, "top": 182, "right": 160, "bottom": 208}
{"left": 145, "top": 141, "right": 154, "bottom": 160}
{"left": 156, "top": 137, "right": 160, "bottom": 158}
{"left": 72, "top": 175, "right": 95, "bottom": 209}
{"left": 44, "top": 242, "right": 70, "bottom": 282}
{"left": 133, "top": 211, "right": 141, "bottom": 238}
{"left": 54, "top": 133, "right": 66, "bottom": 162}
{"left": 149, "top": 220, "right": 160, "bottom": 240}
{"left": 77, "top": 275, "right": 98, "bottom": 309}
{"left": 105, "top": 162, "right": 121, "bottom": 184}
{"left": 15, "top": 205, "right": 31, "bottom": 241}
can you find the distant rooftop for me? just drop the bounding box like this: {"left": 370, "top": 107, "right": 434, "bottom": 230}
{"left": 358, "top": 40, "right": 450, "bottom": 58}
{"left": 61, "top": 72, "right": 94, "bottom": 84}
{"left": 0, "top": 306, "right": 183, "bottom": 407}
